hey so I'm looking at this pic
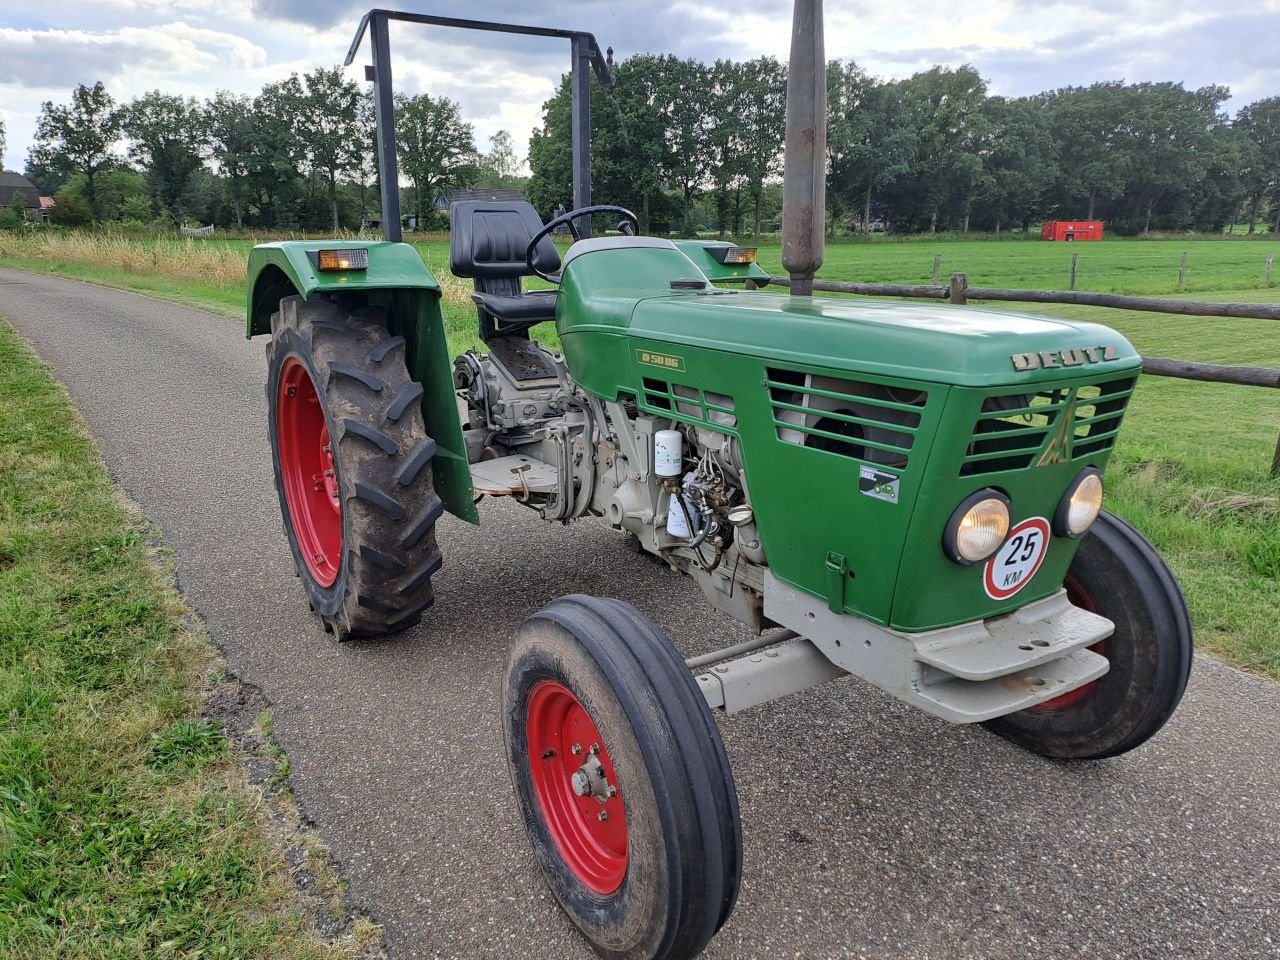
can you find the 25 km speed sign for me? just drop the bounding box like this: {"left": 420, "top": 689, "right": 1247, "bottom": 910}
{"left": 983, "top": 517, "right": 1051, "bottom": 600}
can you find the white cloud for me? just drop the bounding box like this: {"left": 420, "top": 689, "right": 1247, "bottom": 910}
{"left": 2, "top": 0, "right": 1275, "bottom": 174}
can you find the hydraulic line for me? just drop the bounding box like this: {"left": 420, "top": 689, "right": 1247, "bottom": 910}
{"left": 684, "top": 629, "right": 801, "bottom": 670}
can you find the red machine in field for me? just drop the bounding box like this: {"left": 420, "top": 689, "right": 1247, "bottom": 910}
{"left": 1042, "top": 220, "right": 1104, "bottom": 241}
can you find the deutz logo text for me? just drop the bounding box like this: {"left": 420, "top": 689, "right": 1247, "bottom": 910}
{"left": 1011, "top": 344, "right": 1119, "bottom": 371}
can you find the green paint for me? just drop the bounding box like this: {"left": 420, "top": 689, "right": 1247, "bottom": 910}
{"left": 556, "top": 241, "right": 1141, "bottom": 630}
{"left": 246, "top": 240, "right": 474, "bottom": 524}
{"left": 248, "top": 235, "right": 1147, "bottom": 632}
{"left": 245, "top": 240, "right": 440, "bottom": 337}
{"left": 671, "top": 239, "right": 772, "bottom": 285}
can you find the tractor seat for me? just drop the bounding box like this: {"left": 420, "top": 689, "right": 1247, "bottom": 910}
{"left": 450, "top": 197, "right": 561, "bottom": 340}
{"left": 470, "top": 289, "right": 558, "bottom": 325}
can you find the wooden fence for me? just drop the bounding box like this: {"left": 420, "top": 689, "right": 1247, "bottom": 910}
{"left": 762, "top": 272, "right": 1280, "bottom": 476}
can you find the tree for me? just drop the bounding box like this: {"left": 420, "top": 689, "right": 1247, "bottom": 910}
{"left": 28, "top": 81, "right": 121, "bottom": 221}
{"left": 300, "top": 66, "right": 363, "bottom": 231}
{"left": 349, "top": 90, "right": 380, "bottom": 226}
{"left": 48, "top": 186, "right": 91, "bottom": 226}
{"left": 527, "top": 76, "right": 575, "bottom": 218}
{"left": 7, "top": 189, "right": 27, "bottom": 228}
{"left": 1040, "top": 83, "right": 1131, "bottom": 222}
{"left": 827, "top": 61, "right": 916, "bottom": 234}
{"left": 478, "top": 129, "right": 519, "bottom": 186}
{"left": 57, "top": 167, "right": 150, "bottom": 222}
{"left": 892, "top": 65, "right": 990, "bottom": 233}
{"left": 1236, "top": 97, "right": 1280, "bottom": 234}
{"left": 394, "top": 93, "right": 477, "bottom": 228}
{"left": 705, "top": 60, "right": 749, "bottom": 236}
{"left": 207, "top": 92, "right": 256, "bottom": 229}
{"left": 973, "top": 96, "right": 1057, "bottom": 233}
{"left": 735, "top": 57, "right": 787, "bottom": 238}
{"left": 0, "top": 117, "right": 6, "bottom": 167}
{"left": 654, "top": 57, "right": 711, "bottom": 233}
{"left": 248, "top": 76, "right": 307, "bottom": 229}
{"left": 597, "top": 56, "right": 673, "bottom": 233}
{"left": 1191, "top": 123, "right": 1253, "bottom": 233}
{"left": 1117, "top": 83, "right": 1230, "bottom": 234}
{"left": 120, "top": 91, "right": 208, "bottom": 224}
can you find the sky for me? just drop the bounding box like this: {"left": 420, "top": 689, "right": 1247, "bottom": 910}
{"left": 1, "top": 0, "right": 1277, "bottom": 175}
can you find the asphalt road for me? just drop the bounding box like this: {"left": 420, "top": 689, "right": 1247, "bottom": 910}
{"left": 3, "top": 267, "right": 1278, "bottom": 960}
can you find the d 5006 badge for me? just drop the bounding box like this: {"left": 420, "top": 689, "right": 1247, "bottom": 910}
{"left": 984, "top": 517, "right": 1050, "bottom": 600}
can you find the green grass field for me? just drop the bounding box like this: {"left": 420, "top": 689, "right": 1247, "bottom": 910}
{"left": 754, "top": 236, "right": 1280, "bottom": 295}
{"left": 0, "top": 231, "right": 1276, "bottom": 678}
{"left": 0, "top": 319, "right": 376, "bottom": 959}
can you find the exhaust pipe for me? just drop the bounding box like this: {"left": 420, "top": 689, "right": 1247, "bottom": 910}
{"left": 781, "top": 0, "right": 826, "bottom": 297}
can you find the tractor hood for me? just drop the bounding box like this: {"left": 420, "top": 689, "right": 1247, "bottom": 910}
{"left": 627, "top": 291, "right": 1140, "bottom": 388}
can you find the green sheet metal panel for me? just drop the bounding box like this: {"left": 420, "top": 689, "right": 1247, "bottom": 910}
{"left": 556, "top": 243, "right": 1141, "bottom": 630}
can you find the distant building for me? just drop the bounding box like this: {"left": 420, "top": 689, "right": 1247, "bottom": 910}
{"left": 0, "top": 172, "right": 52, "bottom": 221}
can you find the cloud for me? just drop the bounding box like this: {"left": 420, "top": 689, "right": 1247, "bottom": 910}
{"left": 251, "top": 0, "right": 353, "bottom": 28}
{"left": 4, "top": 0, "right": 1276, "bottom": 173}
{"left": 860, "top": 10, "right": 1280, "bottom": 104}
{"left": 0, "top": 24, "right": 267, "bottom": 89}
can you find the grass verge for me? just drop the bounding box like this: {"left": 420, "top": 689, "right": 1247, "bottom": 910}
{"left": 0, "top": 317, "right": 379, "bottom": 959}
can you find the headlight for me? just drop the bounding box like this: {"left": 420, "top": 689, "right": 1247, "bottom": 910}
{"left": 1054, "top": 468, "right": 1103, "bottom": 538}
{"left": 943, "top": 490, "right": 1011, "bottom": 565}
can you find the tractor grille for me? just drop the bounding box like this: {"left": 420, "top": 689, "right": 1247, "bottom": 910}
{"left": 960, "top": 377, "right": 1136, "bottom": 476}
{"left": 641, "top": 378, "right": 738, "bottom": 429}
{"left": 766, "top": 367, "right": 928, "bottom": 469}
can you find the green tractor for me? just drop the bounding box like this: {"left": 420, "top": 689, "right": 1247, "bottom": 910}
{"left": 246, "top": 6, "right": 1192, "bottom": 959}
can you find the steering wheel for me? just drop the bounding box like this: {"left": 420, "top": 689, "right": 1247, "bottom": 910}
{"left": 525, "top": 205, "right": 640, "bottom": 283}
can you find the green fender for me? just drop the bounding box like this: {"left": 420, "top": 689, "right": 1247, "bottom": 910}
{"left": 246, "top": 240, "right": 477, "bottom": 525}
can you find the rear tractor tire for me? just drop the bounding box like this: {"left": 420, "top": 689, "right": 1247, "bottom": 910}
{"left": 266, "top": 295, "right": 444, "bottom": 640}
{"left": 982, "top": 511, "right": 1193, "bottom": 759}
{"left": 503, "top": 596, "right": 742, "bottom": 960}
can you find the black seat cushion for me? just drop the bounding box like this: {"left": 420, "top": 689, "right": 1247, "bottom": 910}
{"left": 450, "top": 200, "right": 560, "bottom": 280}
{"left": 470, "top": 289, "right": 558, "bottom": 325}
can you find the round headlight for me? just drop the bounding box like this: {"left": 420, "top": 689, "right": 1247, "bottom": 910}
{"left": 943, "top": 490, "right": 1011, "bottom": 565}
{"left": 1055, "top": 468, "right": 1103, "bottom": 538}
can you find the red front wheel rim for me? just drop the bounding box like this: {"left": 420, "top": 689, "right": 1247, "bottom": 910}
{"left": 1035, "top": 572, "right": 1106, "bottom": 710}
{"left": 526, "top": 681, "right": 628, "bottom": 894}
{"left": 277, "top": 357, "right": 342, "bottom": 587}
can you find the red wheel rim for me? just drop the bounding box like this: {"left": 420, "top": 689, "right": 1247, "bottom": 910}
{"left": 526, "top": 681, "right": 628, "bottom": 894}
{"left": 1035, "top": 572, "right": 1106, "bottom": 710}
{"left": 277, "top": 357, "right": 342, "bottom": 587}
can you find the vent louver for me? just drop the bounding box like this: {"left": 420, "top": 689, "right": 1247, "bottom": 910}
{"left": 766, "top": 368, "right": 927, "bottom": 469}
{"left": 960, "top": 378, "right": 1135, "bottom": 476}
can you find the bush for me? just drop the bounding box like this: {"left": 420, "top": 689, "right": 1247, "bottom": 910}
{"left": 48, "top": 187, "right": 91, "bottom": 227}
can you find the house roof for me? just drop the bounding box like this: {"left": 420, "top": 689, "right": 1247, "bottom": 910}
{"left": 0, "top": 172, "right": 42, "bottom": 209}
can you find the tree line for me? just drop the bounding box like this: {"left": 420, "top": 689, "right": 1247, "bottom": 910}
{"left": 19, "top": 74, "right": 502, "bottom": 232}
{"left": 529, "top": 56, "right": 1280, "bottom": 237}
{"left": 13, "top": 56, "right": 1280, "bottom": 237}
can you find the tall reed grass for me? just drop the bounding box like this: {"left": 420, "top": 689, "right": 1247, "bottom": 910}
{"left": 0, "top": 231, "right": 473, "bottom": 308}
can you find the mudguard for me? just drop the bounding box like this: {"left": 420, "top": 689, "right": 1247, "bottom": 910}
{"left": 246, "top": 240, "right": 477, "bottom": 525}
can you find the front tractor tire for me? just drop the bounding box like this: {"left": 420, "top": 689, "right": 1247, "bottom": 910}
{"left": 503, "top": 596, "right": 742, "bottom": 960}
{"left": 267, "top": 296, "right": 443, "bottom": 640}
{"left": 983, "top": 511, "right": 1193, "bottom": 759}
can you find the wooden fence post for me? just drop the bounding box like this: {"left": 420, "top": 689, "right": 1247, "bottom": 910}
{"left": 1070, "top": 253, "right": 1079, "bottom": 291}
{"left": 1266, "top": 253, "right": 1275, "bottom": 287}
{"left": 1177, "top": 251, "right": 1188, "bottom": 291}
{"left": 932, "top": 254, "right": 942, "bottom": 285}
{"left": 1273, "top": 431, "right": 1280, "bottom": 479}
{"left": 949, "top": 272, "right": 968, "bottom": 305}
